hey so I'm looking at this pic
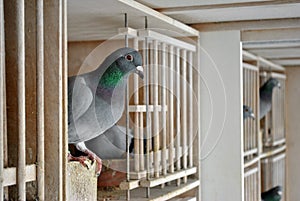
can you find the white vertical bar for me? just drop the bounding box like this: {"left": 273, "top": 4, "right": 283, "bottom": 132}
{"left": 188, "top": 51, "right": 193, "bottom": 168}
{"left": 133, "top": 37, "right": 140, "bottom": 173}
{"left": 16, "top": 0, "right": 26, "bottom": 199}
{"left": 168, "top": 45, "right": 174, "bottom": 175}
{"left": 124, "top": 13, "right": 131, "bottom": 201}
{"left": 152, "top": 40, "right": 160, "bottom": 178}
{"left": 0, "top": 0, "right": 5, "bottom": 197}
{"left": 181, "top": 49, "right": 187, "bottom": 183}
{"left": 161, "top": 42, "right": 167, "bottom": 180}
{"left": 145, "top": 33, "right": 151, "bottom": 198}
{"left": 175, "top": 47, "right": 181, "bottom": 186}
{"left": 36, "top": 0, "right": 45, "bottom": 200}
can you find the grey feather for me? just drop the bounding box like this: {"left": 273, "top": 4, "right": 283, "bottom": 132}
{"left": 85, "top": 125, "right": 133, "bottom": 159}
{"left": 259, "top": 78, "right": 281, "bottom": 119}
{"left": 68, "top": 47, "right": 143, "bottom": 144}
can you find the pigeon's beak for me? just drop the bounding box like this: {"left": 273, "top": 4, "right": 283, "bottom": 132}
{"left": 277, "top": 82, "right": 281, "bottom": 89}
{"left": 135, "top": 66, "right": 144, "bottom": 79}
{"left": 250, "top": 113, "right": 256, "bottom": 120}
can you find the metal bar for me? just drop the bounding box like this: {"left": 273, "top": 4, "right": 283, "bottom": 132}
{"left": 124, "top": 13, "right": 131, "bottom": 201}
{"left": 16, "top": 0, "right": 26, "bottom": 199}
{"left": 36, "top": 0, "right": 45, "bottom": 200}
{"left": 181, "top": 49, "right": 187, "bottom": 184}
{"left": 168, "top": 45, "right": 175, "bottom": 175}
{"left": 144, "top": 16, "right": 151, "bottom": 197}
{"left": 161, "top": 43, "right": 167, "bottom": 181}
{"left": 0, "top": 0, "right": 4, "bottom": 197}
{"left": 188, "top": 51, "right": 193, "bottom": 168}
{"left": 152, "top": 40, "right": 159, "bottom": 179}
{"left": 175, "top": 47, "right": 181, "bottom": 186}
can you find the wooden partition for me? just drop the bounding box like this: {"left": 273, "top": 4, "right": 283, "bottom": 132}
{"left": 1, "top": 1, "right": 68, "bottom": 200}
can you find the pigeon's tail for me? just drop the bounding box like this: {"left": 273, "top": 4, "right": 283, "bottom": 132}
{"left": 129, "top": 138, "right": 148, "bottom": 154}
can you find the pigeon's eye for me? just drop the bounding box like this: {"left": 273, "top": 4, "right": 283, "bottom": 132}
{"left": 125, "top": 54, "right": 133, "bottom": 61}
{"left": 245, "top": 108, "right": 249, "bottom": 112}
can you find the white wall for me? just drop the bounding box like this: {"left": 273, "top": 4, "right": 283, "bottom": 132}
{"left": 286, "top": 67, "right": 300, "bottom": 201}
{"left": 200, "top": 31, "right": 244, "bottom": 201}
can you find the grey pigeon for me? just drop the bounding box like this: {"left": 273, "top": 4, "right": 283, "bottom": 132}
{"left": 259, "top": 78, "right": 281, "bottom": 119}
{"left": 68, "top": 47, "right": 143, "bottom": 175}
{"left": 85, "top": 125, "right": 134, "bottom": 159}
{"left": 261, "top": 185, "right": 282, "bottom": 201}
{"left": 243, "top": 105, "right": 255, "bottom": 120}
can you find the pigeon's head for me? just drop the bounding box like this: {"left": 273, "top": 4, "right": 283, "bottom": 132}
{"left": 273, "top": 185, "right": 283, "bottom": 197}
{"left": 243, "top": 105, "right": 255, "bottom": 120}
{"left": 115, "top": 48, "right": 144, "bottom": 79}
{"left": 265, "top": 78, "right": 281, "bottom": 90}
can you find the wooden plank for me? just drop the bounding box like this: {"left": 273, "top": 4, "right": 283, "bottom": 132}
{"left": 243, "top": 62, "right": 258, "bottom": 71}
{"left": 244, "top": 157, "right": 260, "bottom": 169}
{"left": 118, "top": 0, "right": 199, "bottom": 36}
{"left": 139, "top": 30, "right": 196, "bottom": 52}
{"left": 36, "top": 0, "right": 45, "bottom": 200}
{"left": 44, "top": 0, "right": 67, "bottom": 200}
{"left": 243, "top": 148, "right": 258, "bottom": 157}
{"left": 244, "top": 167, "right": 258, "bottom": 178}
{"left": 140, "top": 167, "right": 197, "bottom": 188}
{"left": 192, "top": 18, "right": 300, "bottom": 32}
{"left": 260, "top": 145, "right": 286, "bottom": 159}
{"left": 3, "top": 164, "right": 36, "bottom": 187}
{"left": 0, "top": 0, "right": 4, "bottom": 197}
{"left": 270, "top": 72, "right": 287, "bottom": 80}
{"left": 149, "top": 180, "right": 200, "bottom": 201}
{"left": 242, "top": 28, "right": 300, "bottom": 42}
{"left": 15, "top": 0, "right": 26, "bottom": 199}
{"left": 119, "top": 180, "right": 140, "bottom": 190}
{"left": 157, "top": 1, "right": 300, "bottom": 14}
{"left": 118, "top": 27, "right": 138, "bottom": 37}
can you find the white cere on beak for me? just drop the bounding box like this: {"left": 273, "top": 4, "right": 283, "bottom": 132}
{"left": 135, "top": 66, "right": 144, "bottom": 79}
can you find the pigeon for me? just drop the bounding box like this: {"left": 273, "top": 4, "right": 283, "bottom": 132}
{"left": 259, "top": 78, "right": 281, "bottom": 119}
{"left": 85, "top": 125, "right": 134, "bottom": 159}
{"left": 68, "top": 47, "right": 143, "bottom": 175}
{"left": 85, "top": 124, "right": 148, "bottom": 159}
{"left": 243, "top": 105, "right": 255, "bottom": 120}
{"left": 261, "top": 185, "right": 282, "bottom": 201}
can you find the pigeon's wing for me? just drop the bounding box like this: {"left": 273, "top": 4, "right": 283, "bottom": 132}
{"left": 104, "top": 125, "right": 133, "bottom": 150}
{"left": 85, "top": 132, "right": 127, "bottom": 159}
{"left": 69, "top": 76, "right": 93, "bottom": 121}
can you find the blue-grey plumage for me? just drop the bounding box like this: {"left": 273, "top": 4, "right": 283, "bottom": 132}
{"left": 261, "top": 185, "right": 282, "bottom": 201}
{"left": 243, "top": 105, "right": 255, "bottom": 120}
{"left": 67, "top": 47, "right": 143, "bottom": 175}
{"left": 259, "top": 78, "right": 281, "bottom": 119}
{"left": 85, "top": 125, "right": 134, "bottom": 159}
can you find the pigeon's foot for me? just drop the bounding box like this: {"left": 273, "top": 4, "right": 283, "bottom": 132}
{"left": 68, "top": 152, "right": 102, "bottom": 176}
{"left": 83, "top": 149, "right": 102, "bottom": 176}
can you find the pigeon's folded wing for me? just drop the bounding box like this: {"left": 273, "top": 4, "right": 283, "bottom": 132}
{"left": 69, "top": 77, "right": 93, "bottom": 121}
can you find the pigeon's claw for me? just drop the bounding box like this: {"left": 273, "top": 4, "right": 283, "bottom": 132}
{"left": 67, "top": 152, "right": 102, "bottom": 176}
{"left": 84, "top": 150, "right": 102, "bottom": 176}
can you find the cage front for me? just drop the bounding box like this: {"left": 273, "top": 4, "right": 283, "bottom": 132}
{"left": 97, "top": 28, "right": 200, "bottom": 200}
{"left": 259, "top": 72, "right": 286, "bottom": 148}
{"left": 244, "top": 161, "right": 260, "bottom": 201}
{"left": 243, "top": 63, "right": 259, "bottom": 159}
{"left": 261, "top": 152, "right": 286, "bottom": 201}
